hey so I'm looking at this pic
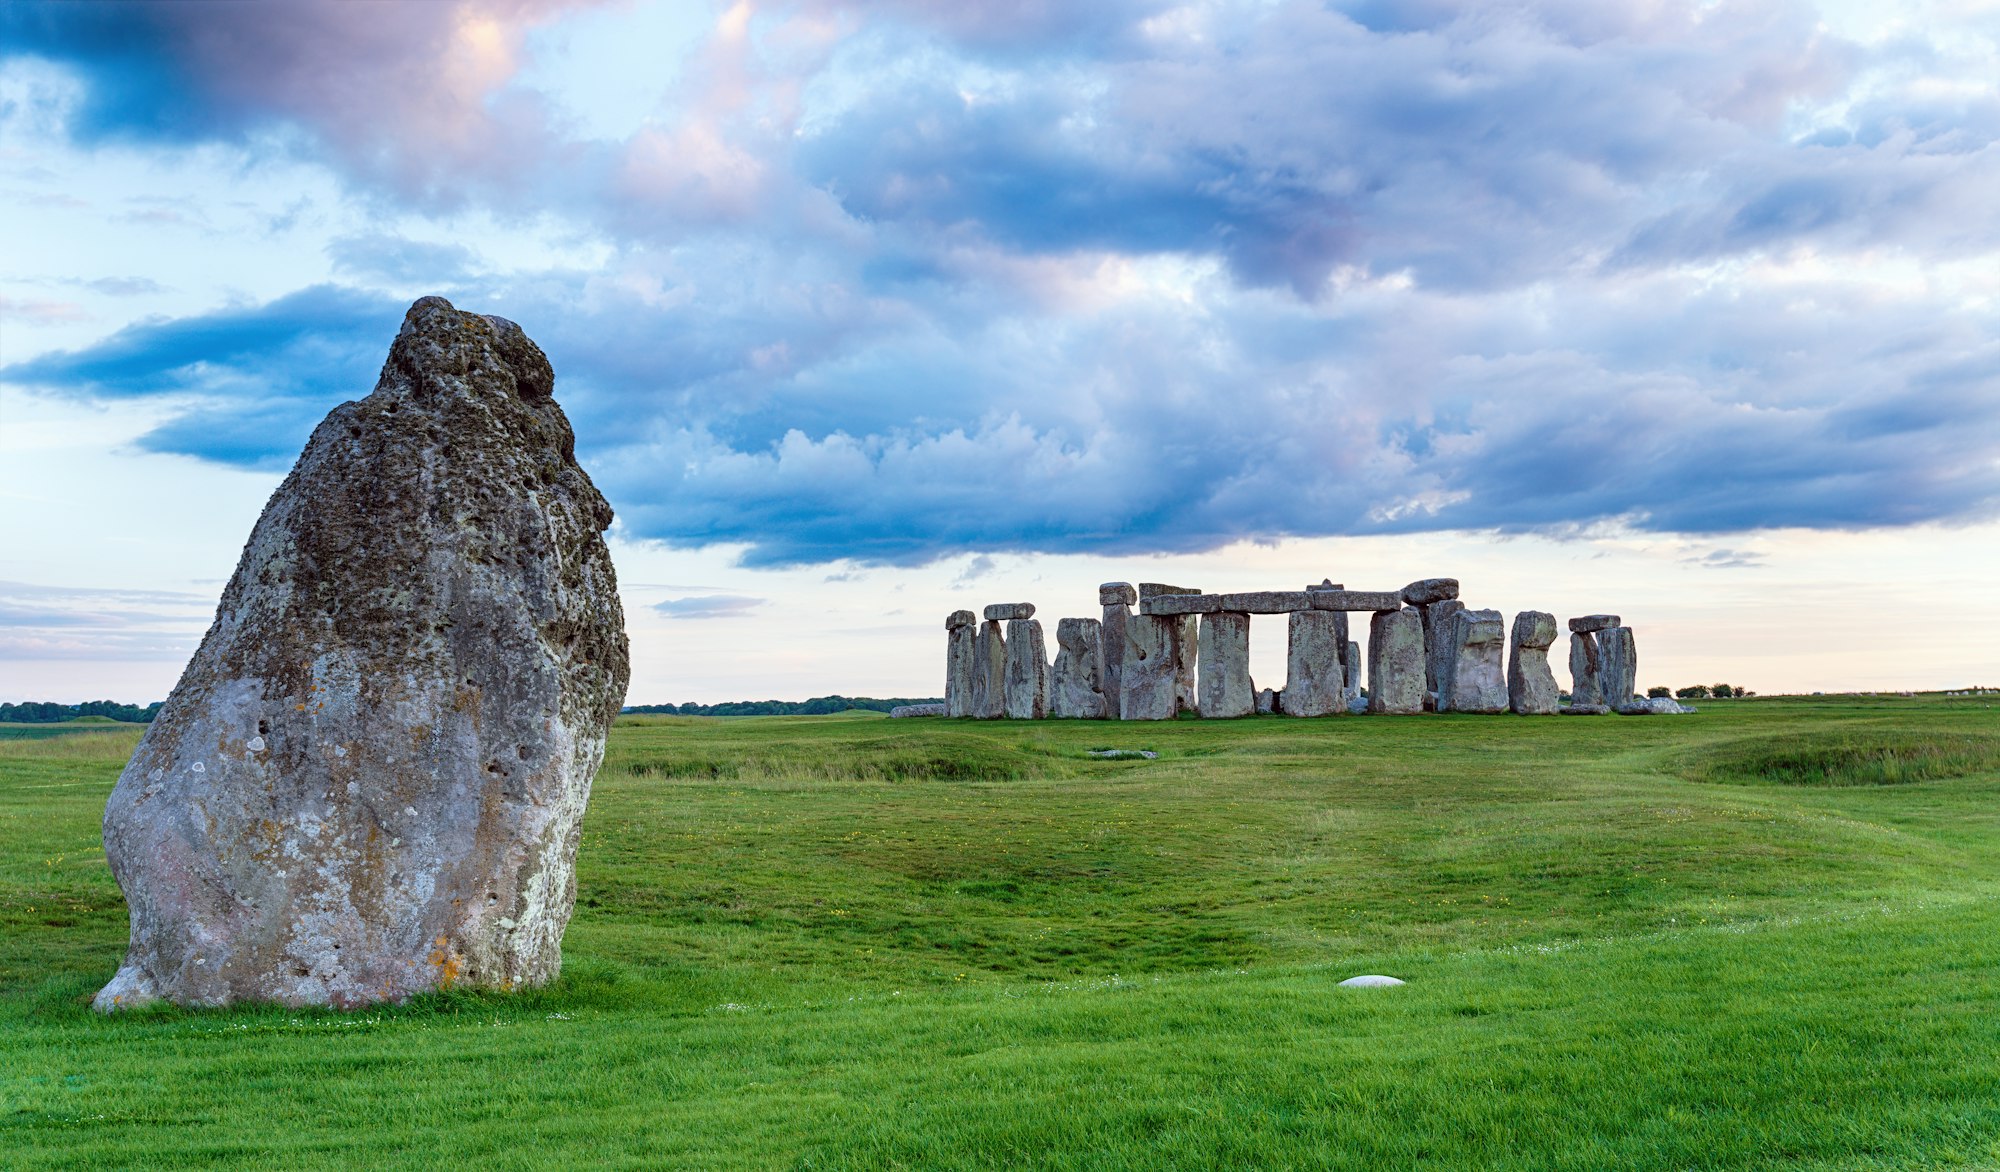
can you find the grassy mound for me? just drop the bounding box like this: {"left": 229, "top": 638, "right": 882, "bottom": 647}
{"left": 1677, "top": 728, "right": 2000, "bottom": 786}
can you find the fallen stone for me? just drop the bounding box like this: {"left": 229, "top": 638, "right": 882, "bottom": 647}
{"left": 1309, "top": 590, "right": 1403, "bottom": 612}
{"left": 1422, "top": 599, "right": 1467, "bottom": 697}
{"left": 1507, "top": 610, "right": 1561, "bottom": 716}
{"left": 1256, "top": 688, "right": 1280, "bottom": 715}
{"left": 1098, "top": 582, "right": 1138, "bottom": 607}
{"left": 94, "top": 297, "right": 629, "bottom": 1012}
{"left": 1561, "top": 703, "right": 1610, "bottom": 716}
{"left": 1198, "top": 611, "right": 1254, "bottom": 718}
{"left": 1439, "top": 608, "right": 1508, "bottom": 713}
{"left": 1003, "top": 618, "right": 1050, "bottom": 719}
{"left": 1569, "top": 614, "right": 1621, "bottom": 634}
{"left": 889, "top": 704, "right": 946, "bottom": 718}
{"left": 984, "top": 602, "right": 1035, "bottom": 622}
{"left": 945, "top": 623, "right": 977, "bottom": 717}
{"left": 1284, "top": 610, "right": 1347, "bottom": 717}
{"left": 1617, "top": 697, "right": 1691, "bottom": 715}
{"left": 1368, "top": 607, "right": 1425, "bottom": 714}
{"left": 1120, "top": 614, "right": 1181, "bottom": 720}
{"left": 1338, "top": 975, "right": 1406, "bottom": 988}
{"left": 1401, "top": 578, "right": 1460, "bottom": 606}
{"left": 1597, "top": 627, "right": 1638, "bottom": 709}
{"left": 1568, "top": 632, "right": 1603, "bottom": 709}
{"left": 972, "top": 620, "right": 1008, "bottom": 719}
{"left": 1049, "top": 617, "right": 1109, "bottom": 720}
{"left": 1138, "top": 593, "right": 1222, "bottom": 616}
{"left": 1087, "top": 749, "right": 1158, "bottom": 759}
{"left": 945, "top": 609, "right": 976, "bottom": 631}
{"left": 1213, "top": 590, "right": 1315, "bottom": 614}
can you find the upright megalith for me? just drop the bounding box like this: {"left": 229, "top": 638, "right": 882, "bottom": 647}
{"left": 1438, "top": 608, "right": 1508, "bottom": 713}
{"left": 1140, "top": 584, "right": 1201, "bottom": 716}
{"left": 1050, "top": 618, "right": 1108, "bottom": 719}
{"left": 972, "top": 620, "right": 1007, "bottom": 718}
{"left": 1507, "top": 611, "right": 1560, "bottom": 715}
{"left": 1567, "top": 630, "right": 1606, "bottom": 713}
{"left": 1367, "top": 607, "right": 1425, "bottom": 714}
{"left": 1284, "top": 610, "right": 1347, "bottom": 716}
{"left": 944, "top": 610, "right": 976, "bottom": 717}
{"left": 94, "top": 297, "right": 629, "bottom": 1011}
{"left": 1120, "top": 613, "right": 1181, "bottom": 720}
{"left": 1598, "top": 626, "right": 1639, "bottom": 712}
{"left": 1197, "top": 612, "right": 1254, "bottom": 718}
{"left": 1099, "top": 582, "right": 1135, "bottom": 712}
{"left": 1421, "top": 599, "right": 1466, "bottom": 704}
{"left": 1003, "top": 618, "right": 1050, "bottom": 719}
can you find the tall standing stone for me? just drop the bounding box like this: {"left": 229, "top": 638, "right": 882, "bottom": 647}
{"left": 1567, "top": 632, "right": 1605, "bottom": 712}
{"left": 1050, "top": 618, "right": 1108, "bottom": 719}
{"left": 1139, "top": 584, "right": 1201, "bottom": 716}
{"left": 1367, "top": 607, "right": 1425, "bottom": 714}
{"left": 1003, "top": 618, "right": 1050, "bottom": 719}
{"left": 1345, "top": 640, "right": 1363, "bottom": 706}
{"left": 972, "top": 620, "right": 1008, "bottom": 719}
{"left": 945, "top": 610, "right": 976, "bottom": 717}
{"left": 1439, "top": 608, "right": 1508, "bottom": 713}
{"left": 1598, "top": 626, "right": 1639, "bottom": 712}
{"left": 1284, "top": 610, "right": 1347, "bottom": 716}
{"left": 94, "top": 297, "right": 629, "bottom": 1011}
{"left": 1120, "top": 613, "right": 1181, "bottom": 720}
{"left": 1198, "top": 612, "right": 1254, "bottom": 718}
{"left": 1421, "top": 599, "right": 1467, "bottom": 701}
{"left": 1099, "top": 583, "right": 1135, "bottom": 711}
{"left": 1507, "top": 610, "right": 1560, "bottom": 715}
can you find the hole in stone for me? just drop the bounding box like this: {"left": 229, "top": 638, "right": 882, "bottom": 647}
{"left": 347, "top": 425, "right": 361, "bottom": 439}
{"left": 257, "top": 719, "right": 269, "bottom": 736}
{"left": 486, "top": 892, "right": 498, "bottom": 903}
{"left": 516, "top": 745, "right": 530, "bottom": 760}
{"left": 294, "top": 967, "right": 309, "bottom": 977}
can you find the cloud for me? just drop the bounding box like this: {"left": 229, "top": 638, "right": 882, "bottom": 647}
{"left": 652, "top": 594, "right": 765, "bottom": 618}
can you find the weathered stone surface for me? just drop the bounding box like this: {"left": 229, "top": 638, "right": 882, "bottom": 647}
{"left": 1138, "top": 582, "right": 1201, "bottom": 598}
{"left": 1421, "top": 599, "right": 1467, "bottom": 697}
{"left": 1561, "top": 703, "right": 1610, "bottom": 716}
{"left": 1138, "top": 593, "right": 1222, "bottom": 616}
{"left": 1120, "top": 614, "right": 1180, "bottom": 720}
{"left": 1197, "top": 612, "right": 1254, "bottom": 718}
{"left": 1597, "top": 627, "right": 1638, "bottom": 710}
{"left": 1439, "top": 608, "right": 1507, "bottom": 713}
{"left": 1507, "top": 610, "right": 1561, "bottom": 715}
{"left": 94, "top": 297, "right": 629, "bottom": 1012}
{"left": 1050, "top": 618, "right": 1108, "bottom": 720}
{"left": 945, "top": 624, "right": 977, "bottom": 717}
{"left": 1401, "top": 578, "right": 1460, "bottom": 606}
{"left": 1618, "top": 696, "right": 1690, "bottom": 715}
{"left": 1309, "top": 590, "right": 1403, "bottom": 612}
{"left": 1100, "top": 596, "right": 1131, "bottom": 716}
{"left": 972, "top": 620, "right": 1007, "bottom": 718}
{"left": 889, "top": 704, "right": 946, "bottom": 718}
{"left": 1173, "top": 614, "right": 1200, "bottom": 715}
{"left": 1284, "top": 610, "right": 1347, "bottom": 717}
{"left": 984, "top": 602, "right": 1035, "bottom": 622}
{"left": 1098, "top": 581, "right": 1137, "bottom": 607}
{"left": 1568, "top": 614, "right": 1621, "bottom": 634}
{"left": 1567, "top": 632, "right": 1602, "bottom": 709}
{"left": 1345, "top": 640, "right": 1362, "bottom": 702}
{"left": 1256, "top": 687, "right": 1280, "bottom": 715}
{"left": 1214, "top": 590, "right": 1314, "bottom": 614}
{"left": 1003, "top": 618, "right": 1050, "bottom": 719}
{"left": 1367, "top": 607, "right": 1426, "bottom": 714}
{"left": 945, "top": 609, "right": 976, "bottom": 631}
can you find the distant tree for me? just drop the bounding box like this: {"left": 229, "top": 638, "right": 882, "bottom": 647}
{"left": 1712, "top": 684, "right": 1735, "bottom": 698}
{"left": 622, "top": 695, "right": 943, "bottom": 718}
{"left": 0, "top": 700, "right": 159, "bottom": 723}
{"left": 1676, "top": 685, "right": 1710, "bottom": 700}
{"left": 1647, "top": 686, "right": 1671, "bottom": 698}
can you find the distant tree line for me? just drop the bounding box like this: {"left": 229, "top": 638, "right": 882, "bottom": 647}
{"left": 0, "top": 700, "right": 162, "bottom": 723}
{"left": 1646, "top": 685, "right": 1754, "bottom": 700}
{"left": 623, "top": 695, "right": 943, "bottom": 717}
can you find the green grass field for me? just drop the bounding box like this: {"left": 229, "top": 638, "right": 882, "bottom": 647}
{"left": 4, "top": 697, "right": 2000, "bottom": 1169}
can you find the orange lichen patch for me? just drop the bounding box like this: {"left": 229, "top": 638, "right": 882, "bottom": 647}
{"left": 428, "top": 934, "right": 463, "bottom": 988}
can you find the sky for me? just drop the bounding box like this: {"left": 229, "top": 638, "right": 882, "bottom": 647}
{"left": 1, "top": 0, "right": 1996, "bottom": 705}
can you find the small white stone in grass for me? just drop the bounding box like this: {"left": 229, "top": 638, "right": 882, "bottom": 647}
{"left": 1338, "top": 974, "right": 1405, "bottom": 988}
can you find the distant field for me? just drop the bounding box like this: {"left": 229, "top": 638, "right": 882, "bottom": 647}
{"left": 4, "top": 698, "right": 2000, "bottom": 1169}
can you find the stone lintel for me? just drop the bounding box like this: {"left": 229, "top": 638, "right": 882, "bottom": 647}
{"left": 1309, "top": 589, "right": 1402, "bottom": 612}
{"left": 1137, "top": 593, "right": 1222, "bottom": 616}
{"left": 983, "top": 602, "right": 1036, "bottom": 621}
{"left": 946, "top": 609, "right": 976, "bottom": 630}
{"left": 1568, "top": 614, "right": 1621, "bottom": 633}
{"left": 1137, "top": 582, "right": 1201, "bottom": 598}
